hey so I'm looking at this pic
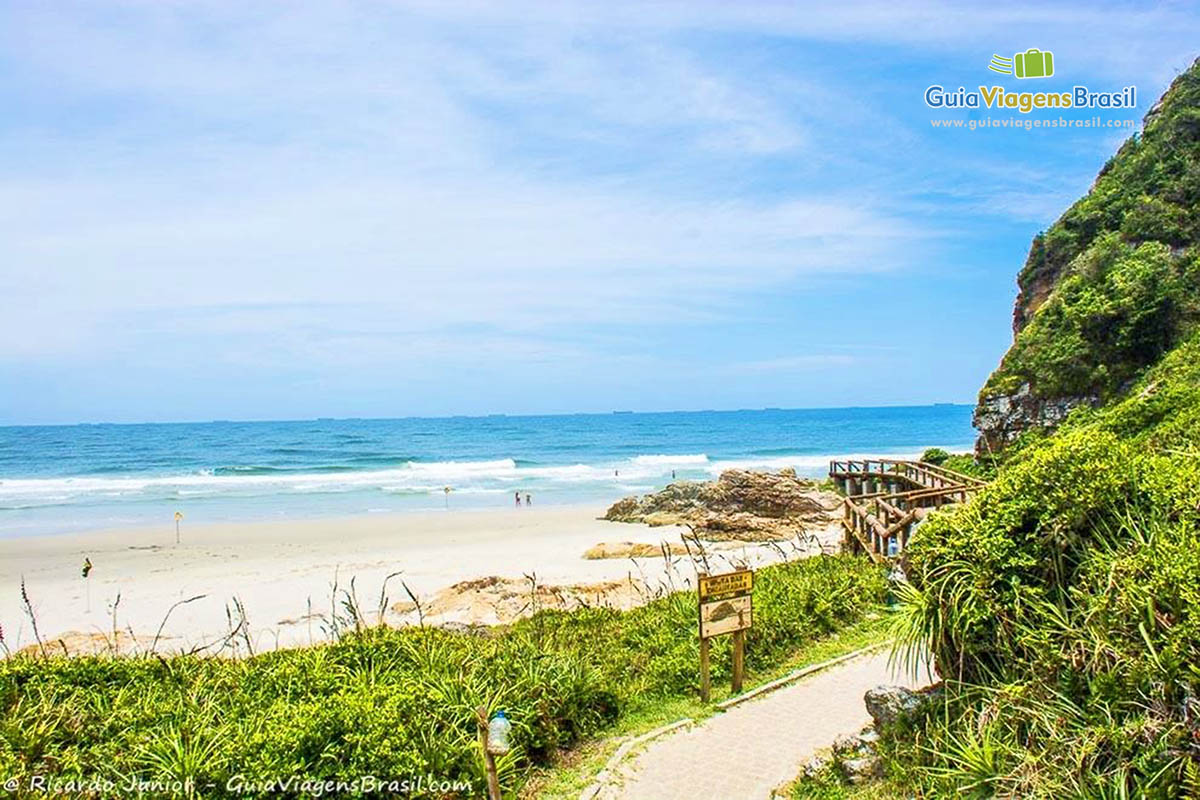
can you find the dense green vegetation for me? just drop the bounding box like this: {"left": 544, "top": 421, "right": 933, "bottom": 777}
{"left": 816, "top": 61, "right": 1200, "bottom": 799}
{"left": 984, "top": 61, "right": 1200, "bottom": 401}
{"left": 919, "top": 448, "right": 992, "bottom": 480}
{"left": 893, "top": 429, "right": 1200, "bottom": 796}
{"left": 991, "top": 237, "right": 1198, "bottom": 399}
{"left": 792, "top": 340, "right": 1200, "bottom": 800}
{"left": 0, "top": 555, "right": 885, "bottom": 798}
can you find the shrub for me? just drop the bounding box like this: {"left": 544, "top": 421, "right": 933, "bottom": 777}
{"left": 890, "top": 429, "right": 1200, "bottom": 796}
{"left": 919, "top": 448, "right": 950, "bottom": 465}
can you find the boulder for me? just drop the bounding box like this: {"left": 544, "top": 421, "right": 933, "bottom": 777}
{"left": 864, "top": 685, "right": 924, "bottom": 728}
{"left": 583, "top": 541, "right": 689, "bottom": 559}
{"left": 840, "top": 756, "right": 882, "bottom": 784}
{"left": 602, "top": 468, "right": 839, "bottom": 541}
{"left": 832, "top": 733, "right": 867, "bottom": 756}
{"left": 602, "top": 496, "right": 641, "bottom": 521}
{"left": 389, "top": 576, "right": 640, "bottom": 627}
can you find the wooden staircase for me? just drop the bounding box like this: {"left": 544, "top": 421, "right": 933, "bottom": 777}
{"left": 828, "top": 459, "right": 986, "bottom": 563}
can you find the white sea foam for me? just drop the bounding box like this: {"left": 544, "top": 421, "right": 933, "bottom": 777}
{"left": 0, "top": 445, "right": 973, "bottom": 511}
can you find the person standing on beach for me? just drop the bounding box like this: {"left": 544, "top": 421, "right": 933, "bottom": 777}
{"left": 515, "top": 491, "right": 521, "bottom": 508}
{"left": 525, "top": 493, "right": 532, "bottom": 507}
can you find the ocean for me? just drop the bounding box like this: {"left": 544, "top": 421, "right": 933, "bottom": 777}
{"left": 0, "top": 405, "right": 976, "bottom": 537}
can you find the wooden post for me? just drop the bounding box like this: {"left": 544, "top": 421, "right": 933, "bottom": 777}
{"left": 698, "top": 568, "right": 711, "bottom": 703}
{"left": 731, "top": 629, "right": 745, "bottom": 694}
{"left": 476, "top": 706, "right": 502, "bottom": 800}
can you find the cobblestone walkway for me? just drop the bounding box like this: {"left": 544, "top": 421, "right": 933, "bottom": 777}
{"left": 601, "top": 650, "right": 929, "bottom": 800}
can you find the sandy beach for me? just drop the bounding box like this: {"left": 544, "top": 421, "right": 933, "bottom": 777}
{"left": 0, "top": 505, "right": 836, "bottom": 656}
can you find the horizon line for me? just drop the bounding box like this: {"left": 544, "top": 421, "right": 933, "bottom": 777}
{"left": 0, "top": 401, "right": 975, "bottom": 430}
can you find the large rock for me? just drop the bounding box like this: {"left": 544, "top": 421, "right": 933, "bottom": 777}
{"left": 583, "top": 541, "right": 687, "bottom": 559}
{"left": 603, "top": 468, "right": 838, "bottom": 541}
{"left": 864, "top": 685, "right": 925, "bottom": 728}
{"left": 389, "top": 575, "right": 640, "bottom": 627}
{"left": 840, "top": 756, "right": 882, "bottom": 784}
{"left": 828, "top": 727, "right": 884, "bottom": 785}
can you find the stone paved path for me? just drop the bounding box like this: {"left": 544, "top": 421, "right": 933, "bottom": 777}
{"left": 601, "top": 650, "right": 929, "bottom": 800}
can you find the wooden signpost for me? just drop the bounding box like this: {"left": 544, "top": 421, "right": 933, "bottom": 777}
{"left": 697, "top": 568, "right": 753, "bottom": 702}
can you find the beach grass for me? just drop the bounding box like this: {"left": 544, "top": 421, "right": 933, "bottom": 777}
{"left": 0, "top": 553, "right": 886, "bottom": 799}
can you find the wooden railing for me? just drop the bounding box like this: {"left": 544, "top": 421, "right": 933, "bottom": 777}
{"left": 829, "top": 458, "right": 987, "bottom": 489}
{"left": 829, "top": 459, "right": 986, "bottom": 563}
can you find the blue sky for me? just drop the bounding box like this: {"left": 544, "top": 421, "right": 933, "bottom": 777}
{"left": 2, "top": 1, "right": 1198, "bottom": 424}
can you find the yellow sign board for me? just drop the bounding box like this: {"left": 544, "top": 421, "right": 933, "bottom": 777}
{"left": 697, "top": 569, "right": 753, "bottom": 601}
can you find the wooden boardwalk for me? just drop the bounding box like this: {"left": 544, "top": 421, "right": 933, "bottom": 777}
{"left": 828, "top": 459, "right": 986, "bottom": 563}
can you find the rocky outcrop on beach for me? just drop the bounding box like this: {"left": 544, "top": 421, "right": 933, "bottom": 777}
{"left": 389, "top": 575, "right": 640, "bottom": 628}
{"left": 582, "top": 539, "right": 756, "bottom": 560}
{"left": 583, "top": 541, "right": 690, "bottom": 559}
{"left": 603, "top": 468, "right": 839, "bottom": 541}
{"left": 17, "top": 629, "right": 160, "bottom": 658}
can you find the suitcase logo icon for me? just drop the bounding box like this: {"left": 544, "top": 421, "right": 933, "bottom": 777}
{"left": 988, "top": 49, "right": 1054, "bottom": 79}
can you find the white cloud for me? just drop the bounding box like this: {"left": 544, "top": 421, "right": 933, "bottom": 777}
{"left": 1, "top": 0, "right": 1197, "bottom": 403}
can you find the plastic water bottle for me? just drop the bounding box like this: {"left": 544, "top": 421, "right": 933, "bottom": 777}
{"left": 487, "top": 710, "right": 511, "bottom": 754}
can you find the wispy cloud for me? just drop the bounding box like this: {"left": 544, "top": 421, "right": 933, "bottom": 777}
{"left": 1, "top": 1, "right": 1197, "bottom": 421}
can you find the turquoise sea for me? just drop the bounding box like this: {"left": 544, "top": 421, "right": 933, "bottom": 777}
{"left": 0, "top": 406, "right": 975, "bottom": 537}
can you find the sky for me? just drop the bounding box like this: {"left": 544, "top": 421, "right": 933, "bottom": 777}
{"left": 1, "top": 1, "right": 1198, "bottom": 425}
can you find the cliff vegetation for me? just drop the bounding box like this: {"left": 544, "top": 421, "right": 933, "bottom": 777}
{"left": 977, "top": 60, "right": 1200, "bottom": 453}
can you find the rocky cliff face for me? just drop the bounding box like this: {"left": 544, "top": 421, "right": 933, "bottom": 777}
{"left": 973, "top": 383, "right": 1097, "bottom": 455}
{"left": 1011, "top": 236, "right": 1058, "bottom": 336}
{"left": 974, "top": 59, "right": 1200, "bottom": 454}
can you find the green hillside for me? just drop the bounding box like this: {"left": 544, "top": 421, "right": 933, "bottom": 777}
{"left": 854, "top": 61, "right": 1200, "bottom": 798}
{"left": 984, "top": 61, "right": 1200, "bottom": 404}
